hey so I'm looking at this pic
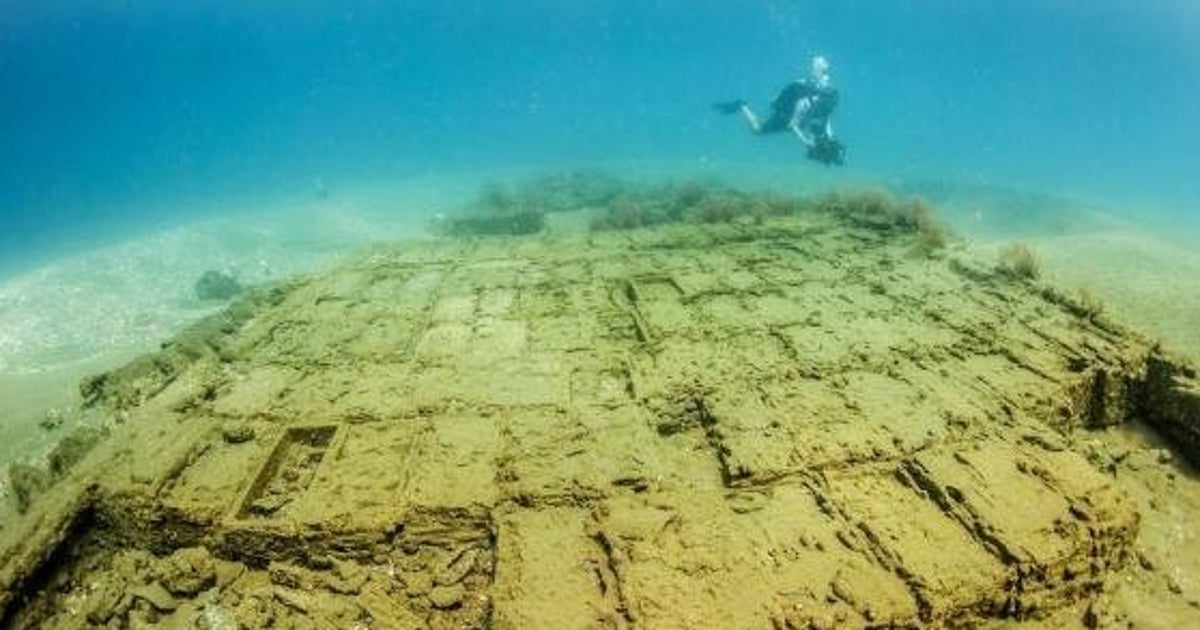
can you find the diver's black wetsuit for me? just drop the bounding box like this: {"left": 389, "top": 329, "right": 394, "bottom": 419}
{"left": 760, "top": 78, "right": 844, "bottom": 165}
{"left": 714, "top": 75, "right": 845, "bottom": 165}
{"left": 759, "top": 78, "right": 839, "bottom": 136}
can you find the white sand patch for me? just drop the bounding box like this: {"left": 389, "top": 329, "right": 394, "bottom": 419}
{"left": 0, "top": 187, "right": 447, "bottom": 376}
{"left": 959, "top": 221, "right": 1200, "bottom": 365}
{"left": 1033, "top": 230, "right": 1200, "bottom": 363}
{"left": 916, "top": 179, "right": 1199, "bottom": 363}
{"left": 0, "top": 177, "right": 456, "bottom": 471}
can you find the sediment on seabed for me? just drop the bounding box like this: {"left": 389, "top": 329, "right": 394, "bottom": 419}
{"left": 3, "top": 176, "right": 1200, "bottom": 628}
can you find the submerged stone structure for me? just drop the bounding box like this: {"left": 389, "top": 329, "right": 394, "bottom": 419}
{"left": 2, "top": 183, "right": 1199, "bottom": 628}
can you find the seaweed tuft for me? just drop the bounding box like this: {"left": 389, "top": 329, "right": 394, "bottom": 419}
{"left": 812, "top": 188, "right": 949, "bottom": 242}
{"left": 998, "top": 242, "right": 1040, "bottom": 280}
{"left": 437, "top": 171, "right": 952, "bottom": 245}
{"left": 909, "top": 198, "right": 948, "bottom": 256}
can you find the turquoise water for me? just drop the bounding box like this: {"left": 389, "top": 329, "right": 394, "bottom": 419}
{"left": 2, "top": 0, "right": 1198, "bottom": 274}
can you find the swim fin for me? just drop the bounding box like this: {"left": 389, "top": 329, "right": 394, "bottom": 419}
{"left": 712, "top": 100, "right": 746, "bottom": 115}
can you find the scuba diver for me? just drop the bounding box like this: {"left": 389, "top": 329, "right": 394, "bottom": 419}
{"left": 715, "top": 55, "right": 846, "bottom": 166}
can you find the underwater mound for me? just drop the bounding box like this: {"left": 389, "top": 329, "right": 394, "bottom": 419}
{"left": 3, "top": 176, "right": 1200, "bottom": 628}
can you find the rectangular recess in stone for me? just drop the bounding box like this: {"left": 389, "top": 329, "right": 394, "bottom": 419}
{"left": 699, "top": 391, "right": 792, "bottom": 486}
{"left": 632, "top": 275, "right": 684, "bottom": 302}
{"left": 162, "top": 437, "right": 268, "bottom": 519}
{"left": 343, "top": 316, "right": 422, "bottom": 362}
{"left": 525, "top": 314, "right": 597, "bottom": 353}
{"left": 236, "top": 425, "right": 338, "bottom": 520}
{"left": 826, "top": 466, "right": 1009, "bottom": 618}
{"left": 492, "top": 507, "right": 620, "bottom": 627}
{"left": 470, "top": 318, "right": 528, "bottom": 359}
{"left": 211, "top": 366, "right": 299, "bottom": 418}
{"left": 717, "top": 267, "right": 764, "bottom": 293}
{"left": 431, "top": 293, "right": 478, "bottom": 324}
{"left": 695, "top": 293, "right": 754, "bottom": 335}
{"left": 405, "top": 415, "right": 501, "bottom": 509}
{"left": 601, "top": 486, "right": 918, "bottom": 628}
{"left": 742, "top": 293, "right": 806, "bottom": 328}
{"left": 901, "top": 441, "right": 1137, "bottom": 612}
{"left": 415, "top": 361, "right": 566, "bottom": 408}
{"left": 640, "top": 299, "right": 701, "bottom": 341}
{"left": 672, "top": 270, "right": 723, "bottom": 302}
{"left": 478, "top": 287, "right": 517, "bottom": 317}
{"left": 595, "top": 309, "right": 646, "bottom": 344}
{"left": 293, "top": 422, "right": 421, "bottom": 524}
{"left": 569, "top": 363, "right": 634, "bottom": 408}
{"left": 413, "top": 322, "right": 472, "bottom": 361}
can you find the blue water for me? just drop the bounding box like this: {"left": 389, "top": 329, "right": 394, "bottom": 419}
{"left": 2, "top": 0, "right": 1199, "bottom": 274}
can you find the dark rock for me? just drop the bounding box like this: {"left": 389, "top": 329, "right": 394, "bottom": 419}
{"left": 195, "top": 270, "right": 244, "bottom": 301}
{"left": 222, "top": 424, "right": 255, "bottom": 444}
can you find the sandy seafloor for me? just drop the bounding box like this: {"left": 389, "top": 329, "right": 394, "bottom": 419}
{"left": 0, "top": 173, "right": 459, "bottom": 467}
{"left": 1, "top": 164, "right": 1197, "bottom": 483}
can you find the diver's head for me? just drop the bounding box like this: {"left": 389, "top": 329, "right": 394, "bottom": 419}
{"left": 810, "top": 55, "right": 831, "bottom": 86}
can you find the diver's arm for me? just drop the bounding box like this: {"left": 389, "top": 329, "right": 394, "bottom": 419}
{"left": 789, "top": 122, "right": 815, "bottom": 148}
{"left": 789, "top": 98, "right": 815, "bottom": 147}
